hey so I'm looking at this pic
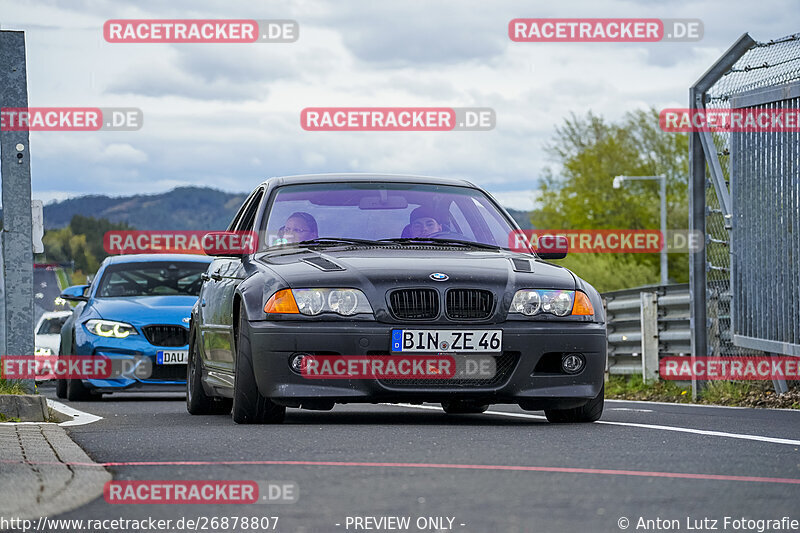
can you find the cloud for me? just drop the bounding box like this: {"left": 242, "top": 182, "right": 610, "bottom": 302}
{"left": 0, "top": 0, "right": 795, "bottom": 205}
{"left": 487, "top": 189, "right": 541, "bottom": 211}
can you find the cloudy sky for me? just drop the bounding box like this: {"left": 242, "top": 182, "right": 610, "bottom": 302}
{"left": 1, "top": 0, "right": 798, "bottom": 210}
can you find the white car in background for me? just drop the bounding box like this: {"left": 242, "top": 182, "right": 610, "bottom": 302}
{"left": 34, "top": 311, "right": 73, "bottom": 381}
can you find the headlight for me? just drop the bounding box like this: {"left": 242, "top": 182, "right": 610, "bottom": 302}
{"left": 34, "top": 346, "right": 53, "bottom": 356}
{"left": 265, "top": 288, "right": 373, "bottom": 316}
{"left": 509, "top": 290, "right": 594, "bottom": 317}
{"left": 85, "top": 319, "right": 139, "bottom": 338}
{"left": 294, "top": 289, "right": 326, "bottom": 315}
{"left": 510, "top": 290, "right": 541, "bottom": 316}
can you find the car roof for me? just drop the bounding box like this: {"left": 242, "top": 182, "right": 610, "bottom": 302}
{"left": 258, "top": 173, "right": 478, "bottom": 189}
{"left": 103, "top": 254, "right": 213, "bottom": 265}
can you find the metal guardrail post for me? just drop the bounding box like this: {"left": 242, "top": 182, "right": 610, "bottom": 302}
{"left": 640, "top": 292, "right": 659, "bottom": 383}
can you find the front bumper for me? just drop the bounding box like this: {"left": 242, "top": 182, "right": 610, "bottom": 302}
{"left": 248, "top": 320, "right": 606, "bottom": 409}
{"left": 74, "top": 338, "right": 187, "bottom": 392}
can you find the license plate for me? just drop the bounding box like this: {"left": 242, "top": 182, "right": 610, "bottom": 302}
{"left": 156, "top": 350, "right": 188, "bottom": 365}
{"left": 391, "top": 330, "right": 502, "bottom": 353}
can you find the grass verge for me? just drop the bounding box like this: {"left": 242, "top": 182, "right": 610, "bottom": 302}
{"left": 606, "top": 374, "right": 800, "bottom": 409}
{"left": 0, "top": 379, "right": 29, "bottom": 395}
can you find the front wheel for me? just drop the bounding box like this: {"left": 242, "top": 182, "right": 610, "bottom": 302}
{"left": 55, "top": 378, "right": 67, "bottom": 399}
{"left": 231, "top": 305, "right": 285, "bottom": 424}
{"left": 544, "top": 385, "right": 604, "bottom": 423}
{"left": 66, "top": 377, "right": 93, "bottom": 401}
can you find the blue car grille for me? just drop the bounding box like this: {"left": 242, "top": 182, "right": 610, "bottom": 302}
{"left": 142, "top": 325, "right": 188, "bottom": 347}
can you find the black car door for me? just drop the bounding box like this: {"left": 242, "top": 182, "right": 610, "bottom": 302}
{"left": 199, "top": 187, "right": 264, "bottom": 376}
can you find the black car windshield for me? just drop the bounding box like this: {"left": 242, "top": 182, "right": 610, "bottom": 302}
{"left": 95, "top": 261, "right": 209, "bottom": 298}
{"left": 261, "top": 182, "right": 517, "bottom": 249}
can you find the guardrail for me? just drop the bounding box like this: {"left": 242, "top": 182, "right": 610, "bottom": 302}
{"left": 603, "top": 283, "right": 691, "bottom": 381}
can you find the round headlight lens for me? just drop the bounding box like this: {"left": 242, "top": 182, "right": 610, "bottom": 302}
{"left": 512, "top": 290, "right": 541, "bottom": 316}
{"left": 294, "top": 289, "right": 326, "bottom": 315}
{"left": 542, "top": 291, "right": 572, "bottom": 316}
{"left": 328, "top": 289, "right": 359, "bottom": 316}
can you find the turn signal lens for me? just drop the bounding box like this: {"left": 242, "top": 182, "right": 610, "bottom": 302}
{"left": 264, "top": 289, "right": 300, "bottom": 314}
{"left": 571, "top": 291, "right": 594, "bottom": 316}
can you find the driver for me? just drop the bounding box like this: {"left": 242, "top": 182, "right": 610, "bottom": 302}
{"left": 409, "top": 206, "right": 444, "bottom": 238}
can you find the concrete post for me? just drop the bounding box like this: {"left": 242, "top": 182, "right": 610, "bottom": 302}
{"left": 0, "top": 31, "right": 35, "bottom": 393}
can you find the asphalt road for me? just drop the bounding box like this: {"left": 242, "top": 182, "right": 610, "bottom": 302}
{"left": 41, "top": 385, "right": 800, "bottom": 533}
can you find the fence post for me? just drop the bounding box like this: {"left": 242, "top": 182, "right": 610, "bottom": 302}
{"left": 640, "top": 292, "right": 659, "bottom": 383}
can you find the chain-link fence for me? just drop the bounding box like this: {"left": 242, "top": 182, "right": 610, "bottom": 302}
{"left": 690, "top": 33, "right": 800, "bottom": 375}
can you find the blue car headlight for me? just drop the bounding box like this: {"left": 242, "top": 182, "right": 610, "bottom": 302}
{"left": 85, "top": 319, "right": 139, "bottom": 338}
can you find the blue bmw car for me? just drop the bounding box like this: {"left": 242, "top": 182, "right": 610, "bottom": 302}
{"left": 56, "top": 254, "right": 212, "bottom": 400}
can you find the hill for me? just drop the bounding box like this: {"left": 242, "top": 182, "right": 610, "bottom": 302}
{"left": 41, "top": 187, "right": 248, "bottom": 230}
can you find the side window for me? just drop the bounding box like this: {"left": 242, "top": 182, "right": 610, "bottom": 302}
{"left": 235, "top": 189, "right": 264, "bottom": 232}
{"left": 228, "top": 191, "right": 257, "bottom": 231}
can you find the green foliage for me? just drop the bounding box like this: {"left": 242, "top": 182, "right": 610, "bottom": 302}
{"left": 532, "top": 108, "right": 689, "bottom": 291}
{"left": 0, "top": 379, "right": 28, "bottom": 395}
{"left": 39, "top": 215, "right": 132, "bottom": 279}
{"left": 605, "top": 374, "right": 692, "bottom": 402}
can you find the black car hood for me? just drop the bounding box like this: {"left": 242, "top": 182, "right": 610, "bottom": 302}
{"left": 258, "top": 247, "right": 575, "bottom": 290}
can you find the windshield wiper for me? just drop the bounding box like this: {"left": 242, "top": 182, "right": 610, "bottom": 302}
{"left": 282, "top": 237, "right": 387, "bottom": 249}
{"left": 378, "top": 237, "right": 501, "bottom": 250}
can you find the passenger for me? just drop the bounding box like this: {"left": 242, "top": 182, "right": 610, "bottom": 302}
{"left": 282, "top": 212, "right": 319, "bottom": 243}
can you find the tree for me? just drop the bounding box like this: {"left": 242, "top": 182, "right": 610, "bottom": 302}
{"left": 38, "top": 216, "right": 133, "bottom": 282}
{"left": 532, "top": 108, "right": 689, "bottom": 292}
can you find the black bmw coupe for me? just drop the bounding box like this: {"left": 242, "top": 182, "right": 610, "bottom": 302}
{"left": 187, "top": 174, "right": 606, "bottom": 424}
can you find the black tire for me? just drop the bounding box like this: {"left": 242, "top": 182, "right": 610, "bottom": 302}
{"left": 65, "top": 338, "right": 94, "bottom": 401}
{"left": 231, "top": 305, "right": 285, "bottom": 424}
{"left": 544, "top": 385, "right": 604, "bottom": 423}
{"left": 187, "top": 324, "right": 232, "bottom": 415}
{"left": 55, "top": 377, "right": 67, "bottom": 399}
{"left": 55, "top": 342, "right": 67, "bottom": 399}
{"left": 66, "top": 377, "right": 92, "bottom": 401}
{"left": 441, "top": 401, "right": 489, "bottom": 414}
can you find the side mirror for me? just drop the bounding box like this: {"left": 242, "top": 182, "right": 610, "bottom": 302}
{"left": 536, "top": 235, "right": 569, "bottom": 260}
{"left": 202, "top": 231, "right": 258, "bottom": 257}
{"left": 61, "top": 284, "right": 90, "bottom": 302}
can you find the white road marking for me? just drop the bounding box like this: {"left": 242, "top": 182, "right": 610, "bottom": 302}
{"left": 608, "top": 408, "right": 654, "bottom": 413}
{"left": 606, "top": 399, "right": 800, "bottom": 412}
{"left": 386, "top": 403, "right": 800, "bottom": 447}
{"left": 47, "top": 399, "right": 103, "bottom": 426}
